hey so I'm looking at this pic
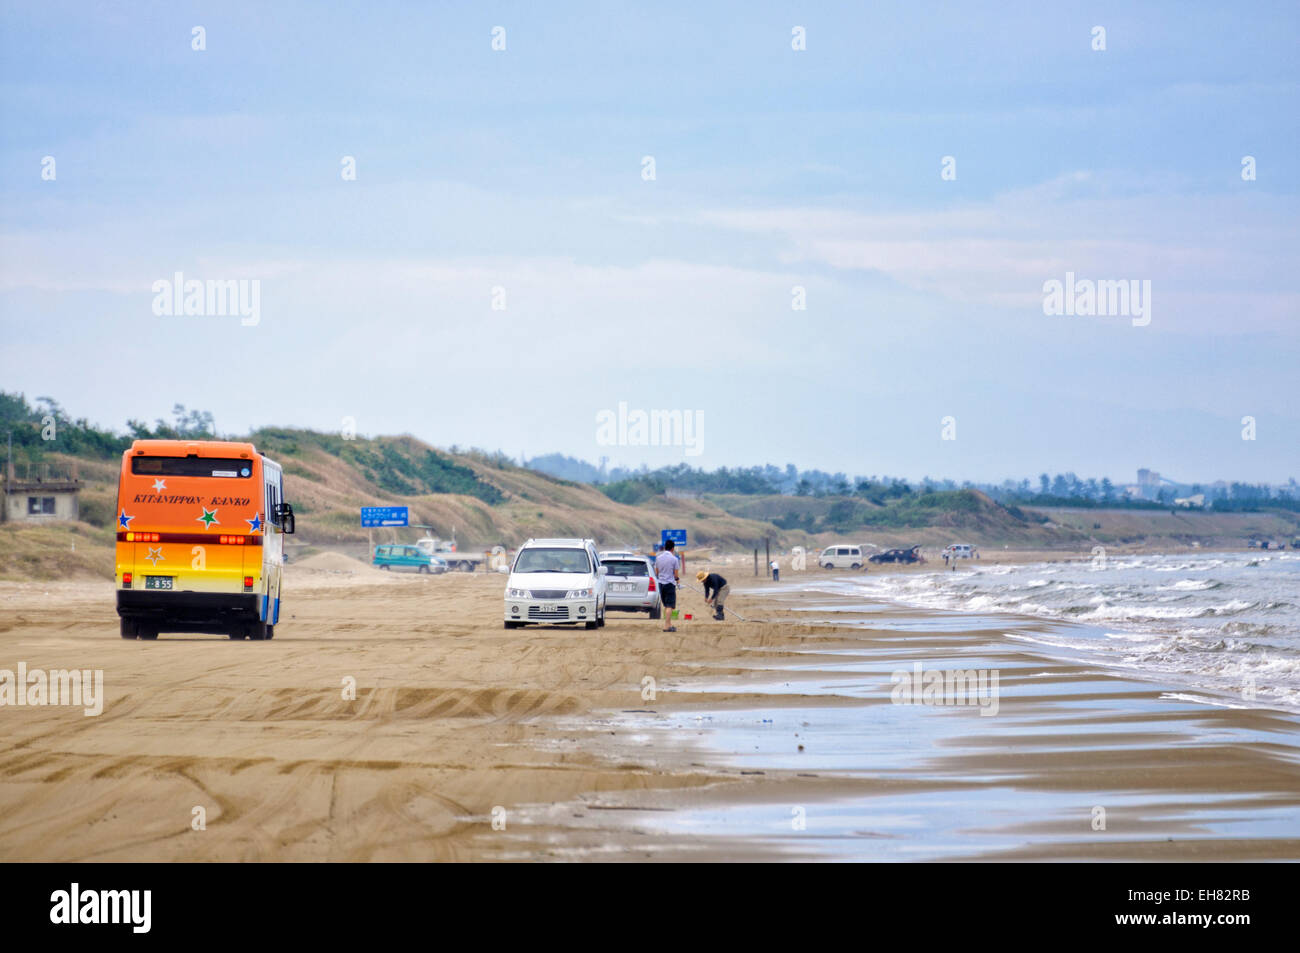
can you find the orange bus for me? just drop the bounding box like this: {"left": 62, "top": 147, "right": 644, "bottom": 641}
{"left": 114, "top": 439, "right": 294, "bottom": 640}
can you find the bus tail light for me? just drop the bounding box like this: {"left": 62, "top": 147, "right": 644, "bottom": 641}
{"left": 243, "top": 576, "right": 254, "bottom": 590}
{"left": 122, "top": 572, "right": 133, "bottom": 588}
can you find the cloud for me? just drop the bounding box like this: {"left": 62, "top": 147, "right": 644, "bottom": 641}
{"left": 687, "top": 178, "right": 1300, "bottom": 333}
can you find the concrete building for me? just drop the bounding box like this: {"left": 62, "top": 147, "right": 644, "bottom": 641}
{"left": 2, "top": 461, "right": 81, "bottom": 523}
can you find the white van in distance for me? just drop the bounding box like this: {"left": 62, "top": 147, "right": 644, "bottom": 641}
{"left": 504, "top": 538, "right": 607, "bottom": 630}
{"left": 943, "top": 543, "right": 979, "bottom": 559}
{"left": 819, "top": 544, "right": 869, "bottom": 569}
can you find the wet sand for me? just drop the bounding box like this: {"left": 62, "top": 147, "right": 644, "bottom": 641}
{"left": 1, "top": 561, "right": 1298, "bottom": 861}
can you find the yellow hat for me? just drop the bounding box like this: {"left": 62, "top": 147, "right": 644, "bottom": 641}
{"left": 696, "top": 570, "right": 707, "bottom": 581}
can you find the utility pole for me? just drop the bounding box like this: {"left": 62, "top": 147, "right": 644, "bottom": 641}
{"left": 765, "top": 537, "right": 771, "bottom": 579}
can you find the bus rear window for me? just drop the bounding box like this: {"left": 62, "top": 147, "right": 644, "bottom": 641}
{"left": 131, "top": 457, "right": 253, "bottom": 478}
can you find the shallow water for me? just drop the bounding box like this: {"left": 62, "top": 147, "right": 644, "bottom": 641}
{"left": 543, "top": 665, "right": 1300, "bottom": 859}
{"left": 625, "top": 786, "right": 1300, "bottom": 860}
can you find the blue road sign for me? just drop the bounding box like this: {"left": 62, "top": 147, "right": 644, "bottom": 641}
{"left": 661, "top": 529, "right": 687, "bottom": 547}
{"left": 361, "top": 506, "right": 409, "bottom": 528}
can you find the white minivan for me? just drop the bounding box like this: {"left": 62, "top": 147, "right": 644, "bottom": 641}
{"left": 504, "top": 538, "right": 607, "bottom": 629}
{"left": 819, "top": 544, "right": 868, "bottom": 569}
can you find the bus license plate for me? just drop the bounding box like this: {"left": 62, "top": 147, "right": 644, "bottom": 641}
{"left": 145, "top": 576, "right": 174, "bottom": 590}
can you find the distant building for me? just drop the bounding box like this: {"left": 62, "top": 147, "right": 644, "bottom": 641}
{"left": 2, "top": 461, "right": 81, "bottom": 523}
{"left": 1134, "top": 468, "right": 1167, "bottom": 502}
{"left": 1173, "top": 493, "right": 1205, "bottom": 508}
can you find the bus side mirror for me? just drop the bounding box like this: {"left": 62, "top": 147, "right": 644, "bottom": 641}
{"left": 278, "top": 503, "right": 295, "bottom": 535}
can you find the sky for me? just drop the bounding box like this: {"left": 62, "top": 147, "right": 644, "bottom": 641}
{"left": 2, "top": 1, "right": 1297, "bottom": 485}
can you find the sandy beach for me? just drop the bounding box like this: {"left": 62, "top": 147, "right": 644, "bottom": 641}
{"left": 2, "top": 555, "right": 1298, "bottom": 861}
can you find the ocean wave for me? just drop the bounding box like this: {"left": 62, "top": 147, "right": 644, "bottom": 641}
{"left": 824, "top": 551, "right": 1299, "bottom": 712}
{"left": 1157, "top": 579, "right": 1221, "bottom": 592}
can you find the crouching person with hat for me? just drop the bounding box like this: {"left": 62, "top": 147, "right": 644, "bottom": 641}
{"left": 697, "top": 570, "right": 730, "bottom": 621}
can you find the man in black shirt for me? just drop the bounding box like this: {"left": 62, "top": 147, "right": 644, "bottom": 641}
{"left": 696, "top": 570, "right": 730, "bottom": 620}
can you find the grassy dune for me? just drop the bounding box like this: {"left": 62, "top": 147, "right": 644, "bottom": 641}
{"left": 3, "top": 429, "right": 1294, "bottom": 581}
{"left": 1, "top": 432, "right": 783, "bottom": 578}
{"left": 0, "top": 521, "right": 116, "bottom": 581}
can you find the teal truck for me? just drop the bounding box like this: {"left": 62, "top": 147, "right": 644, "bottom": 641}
{"left": 373, "top": 544, "right": 448, "bottom": 574}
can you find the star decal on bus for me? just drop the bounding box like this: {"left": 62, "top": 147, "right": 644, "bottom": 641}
{"left": 246, "top": 512, "right": 263, "bottom": 533}
{"left": 197, "top": 507, "right": 220, "bottom": 529}
{"left": 144, "top": 547, "right": 165, "bottom": 566}
{"left": 119, "top": 509, "right": 134, "bottom": 529}
{"left": 152, "top": 479, "right": 167, "bottom": 492}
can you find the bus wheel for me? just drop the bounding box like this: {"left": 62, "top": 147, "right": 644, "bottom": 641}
{"left": 247, "top": 621, "right": 270, "bottom": 641}
{"left": 228, "top": 630, "right": 247, "bottom": 640}
{"left": 120, "top": 619, "right": 138, "bottom": 639}
{"left": 138, "top": 626, "right": 158, "bottom": 640}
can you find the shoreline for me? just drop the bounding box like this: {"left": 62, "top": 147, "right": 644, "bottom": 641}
{"left": 1, "top": 561, "right": 1298, "bottom": 861}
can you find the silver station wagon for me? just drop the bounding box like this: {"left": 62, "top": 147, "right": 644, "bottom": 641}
{"left": 599, "top": 551, "right": 662, "bottom": 619}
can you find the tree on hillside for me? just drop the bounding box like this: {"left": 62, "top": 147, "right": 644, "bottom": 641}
{"left": 170, "top": 404, "right": 216, "bottom": 437}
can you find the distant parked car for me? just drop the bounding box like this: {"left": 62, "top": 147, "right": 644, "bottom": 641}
{"left": 819, "top": 544, "right": 868, "bottom": 569}
{"left": 599, "top": 552, "right": 661, "bottom": 619}
{"left": 373, "top": 544, "right": 448, "bottom": 574}
{"left": 870, "top": 545, "right": 922, "bottom": 565}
